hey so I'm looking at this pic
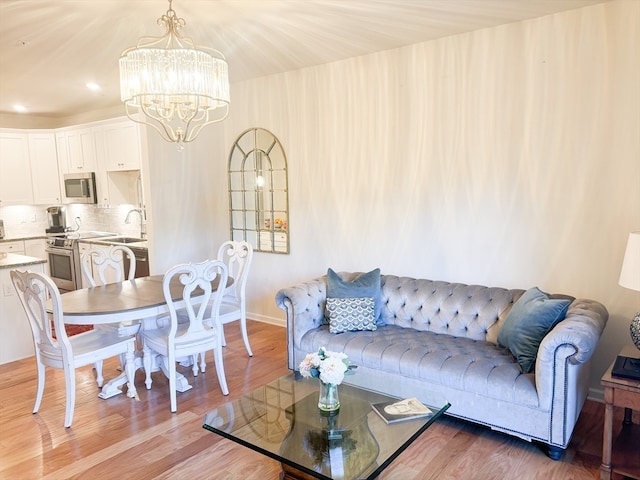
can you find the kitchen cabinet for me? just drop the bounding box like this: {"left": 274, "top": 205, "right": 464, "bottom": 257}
{"left": 24, "top": 238, "right": 49, "bottom": 276}
{"left": 100, "top": 120, "right": 141, "bottom": 171}
{"left": 60, "top": 128, "right": 96, "bottom": 172}
{"left": 28, "top": 133, "right": 62, "bottom": 204}
{"left": 0, "top": 241, "right": 26, "bottom": 255}
{"left": 0, "top": 131, "right": 33, "bottom": 206}
{"left": 1, "top": 260, "right": 45, "bottom": 364}
{"left": 93, "top": 120, "right": 143, "bottom": 207}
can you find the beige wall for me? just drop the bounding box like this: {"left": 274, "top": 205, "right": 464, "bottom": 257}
{"left": 139, "top": 0, "right": 640, "bottom": 398}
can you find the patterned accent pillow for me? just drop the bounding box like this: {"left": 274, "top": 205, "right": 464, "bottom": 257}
{"left": 326, "top": 297, "right": 377, "bottom": 334}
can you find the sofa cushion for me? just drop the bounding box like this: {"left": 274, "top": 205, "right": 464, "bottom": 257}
{"left": 327, "top": 268, "right": 383, "bottom": 324}
{"left": 326, "top": 297, "right": 377, "bottom": 333}
{"left": 497, "top": 287, "right": 571, "bottom": 373}
{"left": 299, "top": 324, "right": 538, "bottom": 407}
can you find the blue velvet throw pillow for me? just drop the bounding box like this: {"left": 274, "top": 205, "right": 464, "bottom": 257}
{"left": 326, "top": 268, "right": 382, "bottom": 327}
{"left": 497, "top": 287, "right": 571, "bottom": 374}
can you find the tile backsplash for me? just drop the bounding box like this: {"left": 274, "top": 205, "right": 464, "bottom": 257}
{"left": 0, "top": 204, "right": 144, "bottom": 238}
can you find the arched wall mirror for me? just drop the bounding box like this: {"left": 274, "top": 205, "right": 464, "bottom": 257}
{"left": 228, "top": 128, "right": 289, "bottom": 254}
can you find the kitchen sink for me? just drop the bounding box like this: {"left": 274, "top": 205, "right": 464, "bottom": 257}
{"left": 104, "top": 237, "right": 145, "bottom": 244}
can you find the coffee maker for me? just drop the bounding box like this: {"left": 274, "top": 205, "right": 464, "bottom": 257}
{"left": 46, "top": 206, "right": 67, "bottom": 234}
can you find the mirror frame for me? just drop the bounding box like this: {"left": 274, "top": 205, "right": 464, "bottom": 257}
{"left": 228, "top": 127, "right": 289, "bottom": 254}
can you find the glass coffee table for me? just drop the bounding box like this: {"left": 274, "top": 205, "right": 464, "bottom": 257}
{"left": 203, "top": 373, "right": 450, "bottom": 480}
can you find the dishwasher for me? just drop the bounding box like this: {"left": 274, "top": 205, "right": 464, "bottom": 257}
{"left": 124, "top": 247, "right": 149, "bottom": 278}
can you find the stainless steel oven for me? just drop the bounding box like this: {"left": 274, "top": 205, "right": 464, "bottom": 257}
{"left": 46, "top": 242, "right": 80, "bottom": 292}
{"left": 46, "top": 232, "right": 117, "bottom": 291}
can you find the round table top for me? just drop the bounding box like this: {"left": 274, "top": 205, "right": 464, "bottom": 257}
{"left": 56, "top": 274, "right": 232, "bottom": 323}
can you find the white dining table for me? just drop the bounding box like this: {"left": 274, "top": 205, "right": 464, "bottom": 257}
{"left": 54, "top": 274, "right": 233, "bottom": 400}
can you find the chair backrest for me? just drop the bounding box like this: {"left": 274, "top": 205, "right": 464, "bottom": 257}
{"left": 81, "top": 245, "right": 136, "bottom": 287}
{"left": 216, "top": 241, "right": 253, "bottom": 302}
{"left": 163, "top": 260, "right": 229, "bottom": 345}
{"left": 10, "top": 269, "right": 71, "bottom": 365}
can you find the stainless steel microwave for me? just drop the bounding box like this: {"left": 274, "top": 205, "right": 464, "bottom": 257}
{"left": 63, "top": 172, "right": 97, "bottom": 204}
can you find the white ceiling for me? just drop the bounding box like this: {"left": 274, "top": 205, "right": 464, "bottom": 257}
{"left": 0, "top": 0, "right": 609, "bottom": 118}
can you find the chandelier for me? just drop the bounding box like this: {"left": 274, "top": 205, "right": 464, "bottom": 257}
{"left": 119, "top": 0, "right": 230, "bottom": 146}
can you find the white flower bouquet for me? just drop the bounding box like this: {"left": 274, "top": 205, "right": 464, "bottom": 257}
{"left": 299, "top": 346, "right": 354, "bottom": 385}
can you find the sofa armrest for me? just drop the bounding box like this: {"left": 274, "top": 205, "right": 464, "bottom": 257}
{"left": 276, "top": 276, "right": 327, "bottom": 369}
{"left": 535, "top": 298, "right": 609, "bottom": 408}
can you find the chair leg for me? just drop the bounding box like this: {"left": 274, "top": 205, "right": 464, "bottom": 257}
{"left": 213, "top": 346, "right": 229, "bottom": 395}
{"left": 33, "top": 361, "right": 46, "bottom": 414}
{"left": 198, "top": 352, "right": 206, "bottom": 372}
{"left": 191, "top": 355, "right": 199, "bottom": 377}
{"left": 63, "top": 366, "right": 76, "bottom": 428}
{"left": 94, "top": 360, "right": 104, "bottom": 388}
{"left": 239, "top": 315, "right": 253, "bottom": 357}
{"left": 143, "top": 343, "right": 153, "bottom": 390}
{"left": 220, "top": 324, "right": 227, "bottom": 347}
{"left": 168, "top": 356, "right": 177, "bottom": 413}
{"left": 124, "top": 345, "right": 138, "bottom": 399}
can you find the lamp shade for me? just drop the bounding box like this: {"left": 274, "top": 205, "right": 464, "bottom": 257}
{"left": 619, "top": 232, "right": 640, "bottom": 292}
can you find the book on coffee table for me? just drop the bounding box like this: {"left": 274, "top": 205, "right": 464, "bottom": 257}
{"left": 371, "top": 397, "right": 433, "bottom": 424}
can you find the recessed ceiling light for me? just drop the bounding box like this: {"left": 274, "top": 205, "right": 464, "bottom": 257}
{"left": 13, "top": 105, "right": 27, "bottom": 113}
{"left": 86, "top": 83, "right": 101, "bottom": 91}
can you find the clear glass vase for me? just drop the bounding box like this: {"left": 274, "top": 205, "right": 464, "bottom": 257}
{"left": 318, "top": 380, "right": 340, "bottom": 413}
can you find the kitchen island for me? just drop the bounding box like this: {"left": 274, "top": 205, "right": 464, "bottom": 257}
{"left": 0, "top": 252, "right": 46, "bottom": 364}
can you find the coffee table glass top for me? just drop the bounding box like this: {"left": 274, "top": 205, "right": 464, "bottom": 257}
{"left": 203, "top": 373, "right": 450, "bottom": 480}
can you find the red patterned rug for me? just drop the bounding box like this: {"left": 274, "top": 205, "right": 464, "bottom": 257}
{"left": 51, "top": 323, "right": 93, "bottom": 338}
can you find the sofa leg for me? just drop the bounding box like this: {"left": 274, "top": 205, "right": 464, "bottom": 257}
{"left": 546, "top": 445, "right": 565, "bottom": 461}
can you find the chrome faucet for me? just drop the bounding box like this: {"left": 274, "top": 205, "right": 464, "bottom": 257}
{"left": 125, "top": 208, "right": 146, "bottom": 239}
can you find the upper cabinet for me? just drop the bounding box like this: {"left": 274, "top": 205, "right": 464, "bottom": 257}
{"left": 0, "top": 131, "right": 33, "bottom": 206}
{"left": 99, "top": 120, "right": 141, "bottom": 171}
{"left": 0, "top": 117, "right": 144, "bottom": 208}
{"left": 60, "top": 128, "right": 96, "bottom": 172}
{"left": 93, "top": 120, "right": 143, "bottom": 206}
{"left": 28, "top": 133, "right": 62, "bottom": 204}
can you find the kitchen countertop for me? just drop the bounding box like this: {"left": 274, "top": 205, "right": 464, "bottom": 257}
{"left": 0, "top": 252, "right": 48, "bottom": 269}
{"left": 80, "top": 236, "right": 149, "bottom": 249}
{"left": 0, "top": 235, "right": 47, "bottom": 243}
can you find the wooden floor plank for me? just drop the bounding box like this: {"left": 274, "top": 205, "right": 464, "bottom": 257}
{"left": 0, "top": 321, "right": 624, "bottom": 479}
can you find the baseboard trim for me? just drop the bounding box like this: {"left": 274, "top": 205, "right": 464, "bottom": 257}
{"left": 588, "top": 387, "right": 604, "bottom": 403}
{"left": 248, "top": 312, "right": 286, "bottom": 328}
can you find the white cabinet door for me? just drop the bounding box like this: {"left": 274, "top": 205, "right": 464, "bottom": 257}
{"left": 0, "top": 131, "right": 34, "bottom": 206}
{"left": 0, "top": 263, "right": 42, "bottom": 364}
{"left": 94, "top": 120, "right": 142, "bottom": 206}
{"left": 24, "top": 238, "right": 49, "bottom": 275}
{"left": 0, "top": 241, "right": 25, "bottom": 255}
{"left": 64, "top": 128, "right": 96, "bottom": 172}
{"left": 77, "top": 242, "right": 94, "bottom": 288}
{"left": 101, "top": 121, "right": 141, "bottom": 171}
{"left": 28, "top": 133, "right": 62, "bottom": 205}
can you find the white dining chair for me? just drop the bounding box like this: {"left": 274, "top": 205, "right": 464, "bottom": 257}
{"left": 215, "top": 240, "right": 254, "bottom": 356}
{"left": 81, "top": 244, "right": 136, "bottom": 288}
{"left": 80, "top": 245, "right": 141, "bottom": 378}
{"left": 141, "top": 260, "right": 230, "bottom": 412}
{"left": 10, "top": 269, "right": 137, "bottom": 428}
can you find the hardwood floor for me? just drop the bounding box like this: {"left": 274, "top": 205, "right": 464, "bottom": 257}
{"left": 0, "top": 321, "right": 632, "bottom": 479}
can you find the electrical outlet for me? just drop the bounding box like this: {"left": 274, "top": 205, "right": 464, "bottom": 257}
{"left": 3, "top": 282, "right": 14, "bottom": 297}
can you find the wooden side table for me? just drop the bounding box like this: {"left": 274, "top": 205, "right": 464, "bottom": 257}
{"left": 600, "top": 346, "right": 640, "bottom": 480}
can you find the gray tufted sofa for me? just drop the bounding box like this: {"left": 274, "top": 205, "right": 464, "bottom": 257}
{"left": 275, "top": 273, "right": 608, "bottom": 459}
